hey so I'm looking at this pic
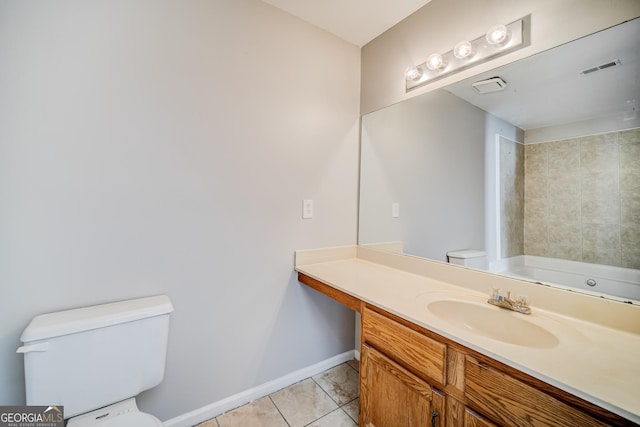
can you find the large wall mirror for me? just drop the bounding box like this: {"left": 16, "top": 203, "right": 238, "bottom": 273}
{"left": 359, "top": 18, "right": 640, "bottom": 304}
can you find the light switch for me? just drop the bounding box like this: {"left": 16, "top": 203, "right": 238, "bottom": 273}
{"left": 392, "top": 202, "right": 400, "bottom": 218}
{"left": 302, "top": 199, "right": 313, "bottom": 219}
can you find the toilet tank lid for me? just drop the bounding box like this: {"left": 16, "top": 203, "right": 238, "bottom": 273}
{"left": 20, "top": 295, "right": 173, "bottom": 343}
{"left": 447, "top": 250, "right": 487, "bottom": 259}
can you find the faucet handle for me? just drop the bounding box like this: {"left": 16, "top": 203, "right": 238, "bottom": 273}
{"left": 515, "top": 295, "right": 530, "bottom": 307}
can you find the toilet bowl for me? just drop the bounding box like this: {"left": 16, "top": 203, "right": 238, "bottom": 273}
{"left": 17, "top": 295, "right": 173, "bottom": 426}
{"left": 66, "top": 399, "right": 163, "bottom": 427}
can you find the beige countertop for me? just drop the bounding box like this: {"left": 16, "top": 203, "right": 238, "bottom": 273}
{"left": 295, "top": 245, "right": 640, "bottom": 424}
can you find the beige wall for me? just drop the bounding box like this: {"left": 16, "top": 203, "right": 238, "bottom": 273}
{"left": 0, "top": 0, "right": 360, "bottom": 422}
{"left": 361, "top": 0, "right": 640, "bottom": 114}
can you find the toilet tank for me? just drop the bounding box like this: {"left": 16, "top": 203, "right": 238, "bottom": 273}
{"left": 447, "top": 250, "right": 488, "bottom": 269}
{"left": 17, "top": 295, "right": 173, "bottom": 419}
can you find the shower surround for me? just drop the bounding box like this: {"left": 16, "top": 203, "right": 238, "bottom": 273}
{"left": 499, "top": 128, "right": 640, "bottom": 270}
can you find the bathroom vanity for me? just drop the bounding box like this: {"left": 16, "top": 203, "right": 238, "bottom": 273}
{"left": 295, "top": 246, "right": 640, "bottom": 427}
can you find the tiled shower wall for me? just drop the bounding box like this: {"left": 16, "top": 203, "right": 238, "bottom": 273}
{"left": 499, "top": 136, "right": 525, "bottom": 259}
{"left": 520, "top": 128, "right": 640, "bottom": 269}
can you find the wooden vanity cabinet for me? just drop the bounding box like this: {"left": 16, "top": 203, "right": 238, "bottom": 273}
{"left": 359, "top": 304, "right": 630, "bottom": 427}
{"left": 297, "top": 273, "right": 636, "bottom": 427}
{"left": 361, "top": 306, "right": 447, "bottom": 426}
{"left": 464, "top": 357, "right": 610, "bottom": 427}
{"left": 361, "top": 344, "right": 445, "bottom": 427}
{"left": 463, "top": 408, "right": 498, "bottom": 427}
{"left": 362, "top": 307, "right": 446, "bottom": 386}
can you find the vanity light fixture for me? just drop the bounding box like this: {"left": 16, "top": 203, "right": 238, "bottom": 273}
{"left": 426, "top": 53, "right": 446, "bottom": 70}
{"left": 453, "top": 40, "right": 474, "bottom": 59}
{"left": 406, "top": 66, "right": 423, "bottom": 81}
{"left": 486, "top": 24, "right": 510, "bottom": 45}
{"left": 406, "top": 15, "right": 530, "bottom": 91}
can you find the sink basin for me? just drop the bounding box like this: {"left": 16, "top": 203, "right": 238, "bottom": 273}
{"left": 427, "top": 299, "right": 559, "bottom": 348}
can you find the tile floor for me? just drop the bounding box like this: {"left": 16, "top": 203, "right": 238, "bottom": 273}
{"left": 195, "top": 360, "right": 360, "bottom": 427}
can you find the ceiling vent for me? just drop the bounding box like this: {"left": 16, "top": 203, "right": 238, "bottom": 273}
{"left": 580, "top": 59, "right": 621, "bottom": 75}
{"left": 472, "top": 77, "right": 507, "bottom": 94}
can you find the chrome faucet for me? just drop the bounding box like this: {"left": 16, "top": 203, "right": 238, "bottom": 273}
{"left": 488, "top": 289, "right": 531, "bottom": 315}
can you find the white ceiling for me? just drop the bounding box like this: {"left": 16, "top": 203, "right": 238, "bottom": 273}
{"left": 446, "top": 18, "right": 640, "bottom": 130}
{"left": 261, "top": 0, "right": 433, "bottom": 46}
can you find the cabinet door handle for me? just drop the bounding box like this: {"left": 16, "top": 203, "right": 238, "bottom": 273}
{"left": 431, "top": 411, "right": 439, "bottom": 427}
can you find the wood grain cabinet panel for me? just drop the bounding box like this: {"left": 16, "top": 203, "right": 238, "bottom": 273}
{"left": 464, "top": 408, "right": 498, "bottom": 427}
{"left": 362, "top": 307, "right": 446, "bottom": 386}
{"left": 361, "top": 344, "right": 445, "bottom": 427}
{"left": 465, "top": 356, "right": 609, "bottom": 427}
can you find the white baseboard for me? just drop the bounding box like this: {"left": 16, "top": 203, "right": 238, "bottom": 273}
{"left": 163, "top": 350, "right": 356, "bottom": 427}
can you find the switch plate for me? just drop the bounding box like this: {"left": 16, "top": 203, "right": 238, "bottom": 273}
{"left": 302, "top": 199, "right": 313, "bottom": 219}
{"left": 392, "top": 202, "right": 400, "bottom": 218}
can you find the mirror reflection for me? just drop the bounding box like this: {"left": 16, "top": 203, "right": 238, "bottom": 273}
{"left": 359, "top": 18, "right": 640, "bottom": 303}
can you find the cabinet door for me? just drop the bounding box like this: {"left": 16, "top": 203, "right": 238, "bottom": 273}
{"left": 361, "top": 344, "right": 445, "bottom": 427}
{"left": 464, "top": 408, "right": 498, "bottom": 427}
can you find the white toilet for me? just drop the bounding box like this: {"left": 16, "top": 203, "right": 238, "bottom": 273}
{"left": 447, "top": 249, "right": 488, "bottom": 269}
{"left": 17, "top": 295, "right": 173, "bottom": 427}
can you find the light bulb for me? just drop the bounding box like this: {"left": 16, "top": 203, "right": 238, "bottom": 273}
{"left": 426, "top": 53, "right": 446, "bottom": 70}
{"left": 453, "top": 40, "right": 474, "bottom": 59}
{"left": 486, "top": 24, "right": 509, "bottom": 45}
{"left": 406, "top": 67, "right": 423, "bottom": 81}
